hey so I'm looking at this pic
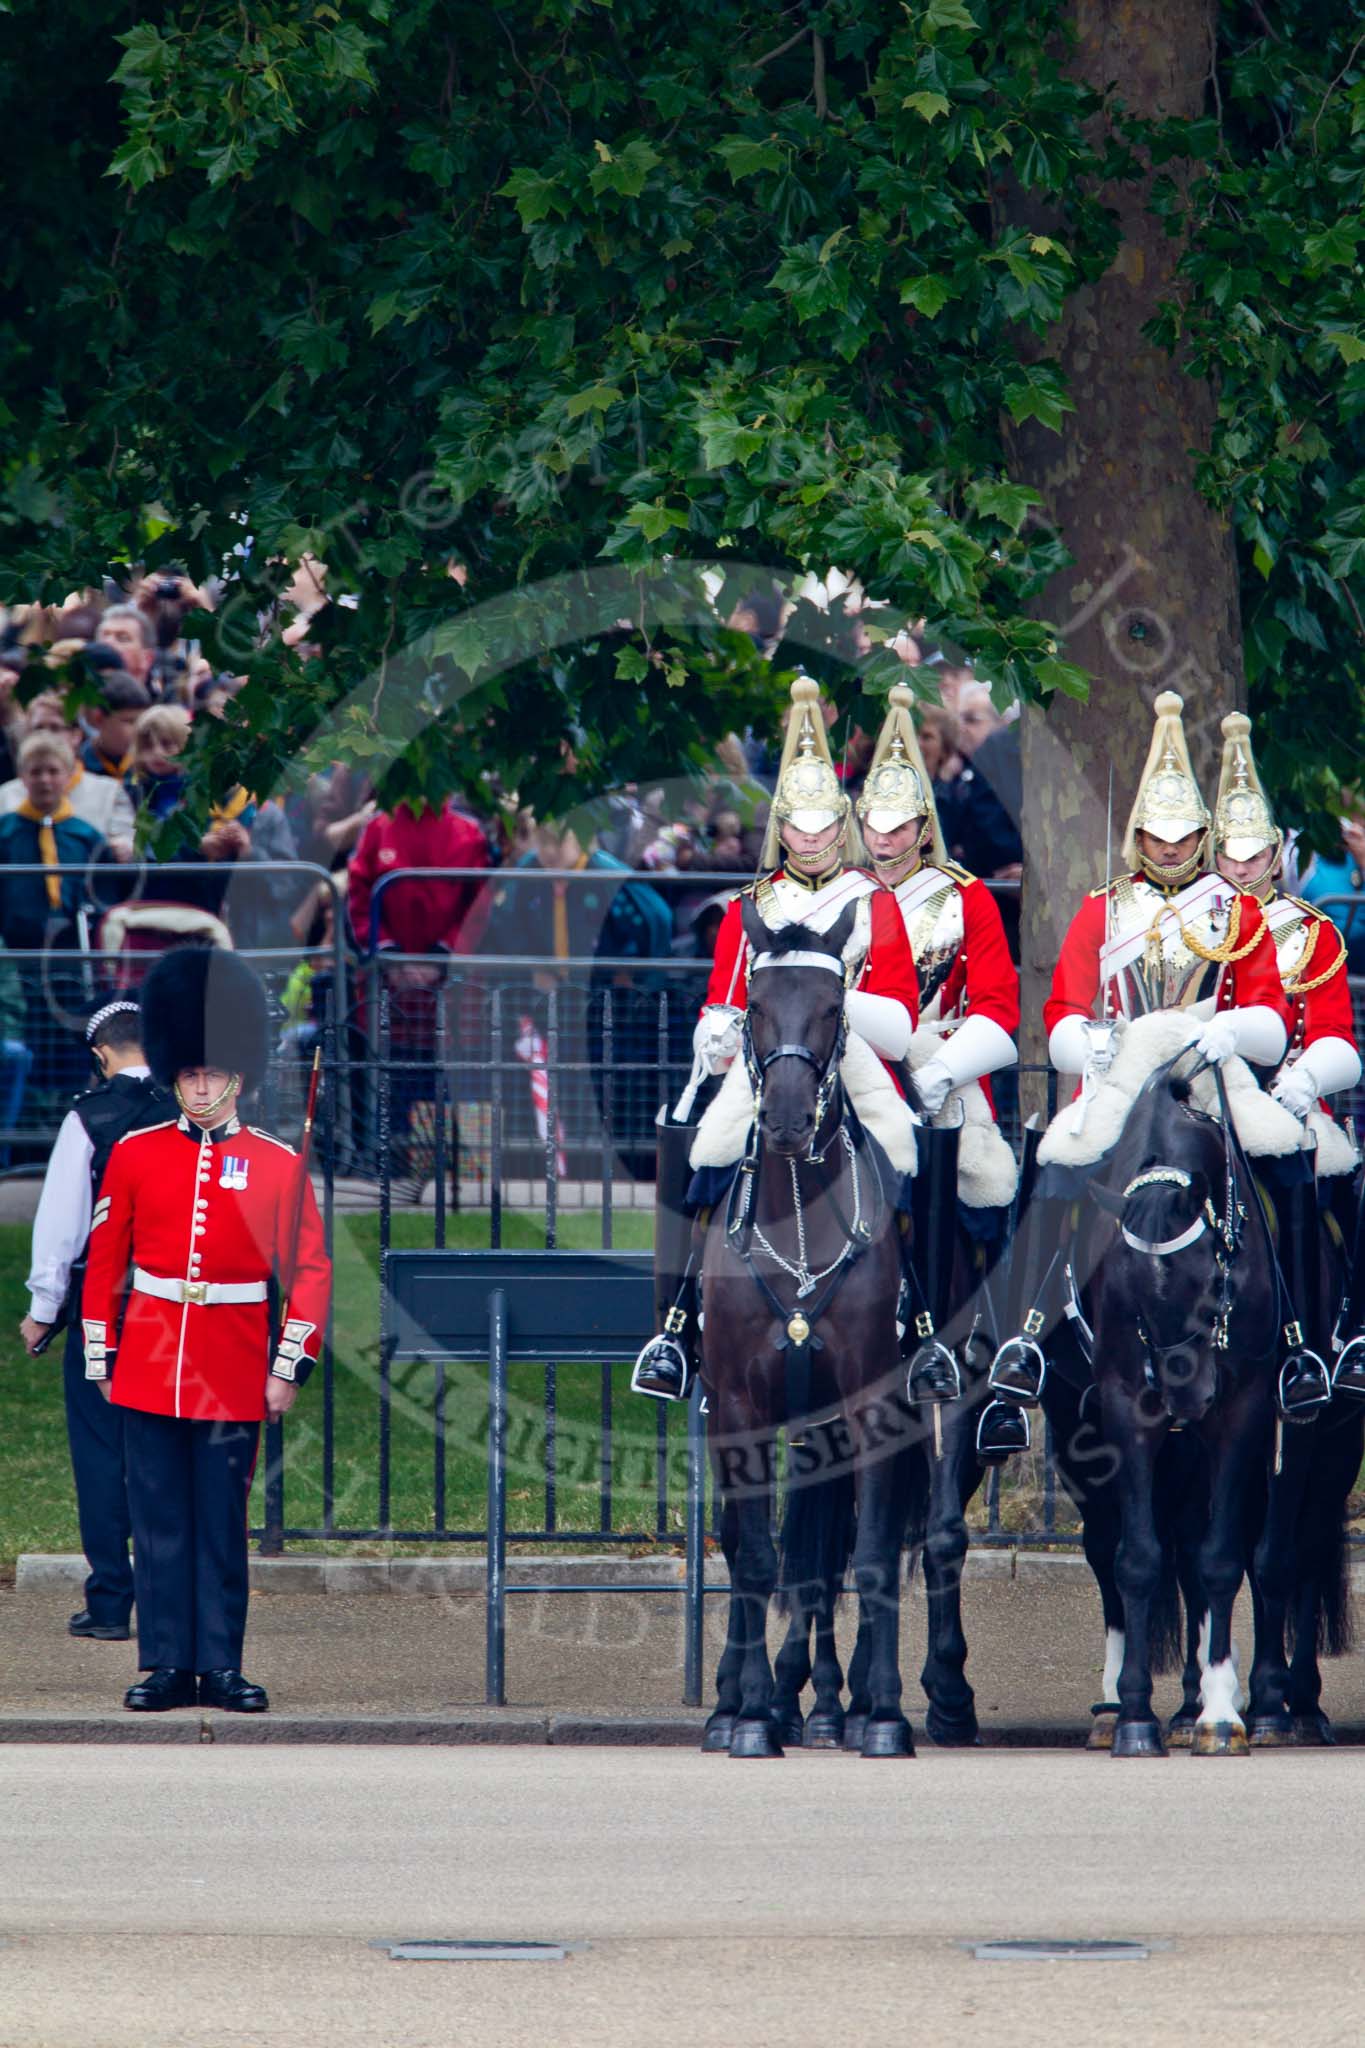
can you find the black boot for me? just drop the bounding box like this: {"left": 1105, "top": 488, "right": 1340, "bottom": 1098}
{"left": 631, "top": 1275, "right": 697, "bottom": 1402}
{"left": 989, "top": 1130, "right": 1064, "bottom": 1409}
{"left": 976, "top": 1398, "right": 1031, "bottom": 1463}
{"left": 904, "top": 1124, "right": 962, "bottom": 1406}
{"left": 1332, "top": 1169, "right": 1365, "bottom": 1399}
{"left": 1276, "top": 1173, "right": 1332, "bottom": 1422}
{"left": 633, "top": 1108, "right": 700, "bottom": 1403}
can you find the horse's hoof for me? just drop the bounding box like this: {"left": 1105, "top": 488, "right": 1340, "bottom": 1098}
{"left": 701, "top": 1714, "right": 735, "bottom": 1754}
{"left": 861, "top": 1716, "right": 915, "bottom": 1759}
{"left": 1248, "top": 1714, "right": 1295, "bottom": 1747}
{"left": 842, "top": 1712, "right": 869, "bottom": 1753}
{"left": 925, "top": 1705, "right": 981, "bottom": 1748}
{"left": 1191, "top": 1720, "right": 1249, "bottom": 1757}
{"left": 728, "top": 1718, "right": 784, "bottom": 1759}
{"left": 776, "top": 1711, "right": 805, "bottom": 1749}
{"left": 1087, "top": 1704, "right": 1119, "bottom": 1752}
{"left": 803, "top": 1710, "right": 845, "bottom": 1750}
{"left": 1165, "top": 1714, "right": 1196, "bottom": 1751}
{"left": 1292, "top": 1711, "right": 1335, "bottom": 1747}
{"left": 1111, "top": 1719, "right": 1167, "bottom": 1759}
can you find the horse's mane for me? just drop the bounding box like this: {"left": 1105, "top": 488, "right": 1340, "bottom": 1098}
{"left": 1111, "top": 1066, "right": 1214, "bottom": 1242}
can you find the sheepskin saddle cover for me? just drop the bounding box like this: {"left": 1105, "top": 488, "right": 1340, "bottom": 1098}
{"left": 690, "top": 1029, "right": 917, "bottom": 1178}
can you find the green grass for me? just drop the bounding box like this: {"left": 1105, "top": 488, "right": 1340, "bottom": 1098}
{"left": 0, "top": 1210, "right": 699, "bottom": 1576}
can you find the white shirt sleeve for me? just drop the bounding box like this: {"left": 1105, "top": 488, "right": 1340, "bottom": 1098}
{"left": 26, "top": 1111, "right": 94, "bottom": 1324}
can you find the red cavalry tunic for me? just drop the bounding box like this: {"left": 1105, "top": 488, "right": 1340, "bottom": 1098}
{"left": 704, "top": 868, "right": 920, "bottom": 1032}
{"left": 1044, "top": 884, "right": 1288, "bottom": 1039}
{"left": 82, "top": 1115, "right": 332, "bottom": 1424}
{"left": 1276, "top": 904, "right": 1356, "bottom": 1057}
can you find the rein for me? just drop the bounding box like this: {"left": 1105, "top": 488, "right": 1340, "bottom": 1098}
{"left": 727, "top": 956, "right": 881, "bottom": 1423}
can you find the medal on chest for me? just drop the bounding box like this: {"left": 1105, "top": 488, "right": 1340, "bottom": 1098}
{"left": 219, "top": 1153, "right": 249, "bottom": 1191}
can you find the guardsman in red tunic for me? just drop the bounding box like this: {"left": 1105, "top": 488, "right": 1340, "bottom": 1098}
{"left": 632, "top": 674, "right": 919, "bottom": 1401}
{"left": 987, "top": 690, "right": 1296, "bottom": 1433}
{"left": 855, "top": 683, "right": 1023, "bottom": 1449}
{"left": 83, "top": 948, "right": 331, "bottom": 1712}
{"left": 1209, "top": 712, "right": 1363, "bottom": 1404}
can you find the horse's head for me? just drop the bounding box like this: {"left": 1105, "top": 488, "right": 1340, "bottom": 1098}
{"left": 1109, "top": 1063, "right": 1225, "bottom": 1423}
{"left": 740, "top": 896, "right": 853, "bottom": 1158}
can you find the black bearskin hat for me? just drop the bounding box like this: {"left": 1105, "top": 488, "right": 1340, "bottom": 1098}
{"left": 140, "top": 946, "right": 270, "bottom": 1093}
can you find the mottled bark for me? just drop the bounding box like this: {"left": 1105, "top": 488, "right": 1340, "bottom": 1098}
{"left": 1007, "top": 0, "right": 1242, "bottom": 1094}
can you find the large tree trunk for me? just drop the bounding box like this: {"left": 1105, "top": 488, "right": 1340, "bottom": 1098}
{"left": 1006, "top": 0, "right": 1242, "bottom": 1100}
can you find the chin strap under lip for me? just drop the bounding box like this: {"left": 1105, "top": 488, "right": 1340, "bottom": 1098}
{"left": 174, "top": 1074, "right": 242, "bottom": 1125}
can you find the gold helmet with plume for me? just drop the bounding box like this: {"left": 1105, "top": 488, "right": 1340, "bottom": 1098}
{"left": 856, "top": 683, "right": 947, "bottom": 865}
{"left": 762, "top": 675, "right": 858, "bottom": 869}
{"left": 1213, "top": 711, "right": 1281, "bottom": 868}
{"left": 1121, "top": 689, "right": 1211, "bottom": 884}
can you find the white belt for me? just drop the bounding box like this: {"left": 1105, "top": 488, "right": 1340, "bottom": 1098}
{"left": 132, "top": 1268, "right": 268, "bottom": 1307}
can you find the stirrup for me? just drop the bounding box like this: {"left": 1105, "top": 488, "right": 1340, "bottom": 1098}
{"left": 631, "top": 1335, "right": 693, "bottom": 1403}
{"left": 1331, "top": 1334, "right": 1365, "bottom": 1399}
{"left": 976, "top": 1398, "right": 1031, "bottom": 1463}
{"left": 1278, "top": 1348, "right": 1332, "bottom": 1423}
{"left": 907, "top": 1338, "right": 962, "bottom": 1406}
{"left": 988, "top": 1334, "right": 1047, "bottom": 1406}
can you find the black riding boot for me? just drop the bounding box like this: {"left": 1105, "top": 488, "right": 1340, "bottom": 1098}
{"left": 988, "top": 1126, "right": 1067, "bottom": 1409}
{"left": 1332, "top": 1170, "right": 1365, "bottom": 1399}
{"left": 1276, "top": 1175, "right": 1332, "bottom": 1422}
{"left": 633, "top": 1109, "right": 700, "bottom": 1403}
{"left": 904, "top": 1124, "right": 962, "bottom": 1405}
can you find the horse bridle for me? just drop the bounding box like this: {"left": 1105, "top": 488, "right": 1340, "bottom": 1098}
{"left": 741, "top": 971, "right": 848, "bottom": 1167}
{"left": 1107, "top": 1054, "right": 1248, "bottom": 1363}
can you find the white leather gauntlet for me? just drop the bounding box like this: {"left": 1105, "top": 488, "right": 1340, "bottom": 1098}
{"left": 844, "top": 989, "right": 913, "bottom": 1061}
{"left": 693, "top": 1005, "right": 743, "bottom": 1076}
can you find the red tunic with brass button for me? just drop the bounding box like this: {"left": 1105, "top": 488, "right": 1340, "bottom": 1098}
{"left": 82, "top": 1115, "right": 332, "bottom": 1424}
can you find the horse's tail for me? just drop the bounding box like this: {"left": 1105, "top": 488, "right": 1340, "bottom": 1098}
{"left": 776, "top": 1452, "right": 857, "bottom": 1617}
{"left": 1317, "top": 1519, "right": 1355, "bottom": 1659}
{"left": 1288, "top": 1492, "right": 1356, "bottom": 1662}
{"left": 1145, "top": 1535, "right": 1184, "bottom": 1675}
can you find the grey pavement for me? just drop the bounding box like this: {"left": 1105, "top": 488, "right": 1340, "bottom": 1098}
{"left": 0, "top": 1745, "right": 1362, "bottom": 2046}
{"left": 8, "top": 1554, "right": 1365, "bottom": 1740}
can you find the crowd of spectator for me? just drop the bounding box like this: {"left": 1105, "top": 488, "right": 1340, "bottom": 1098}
{"left": 3, "top": 566, "right": 1359, "bottom": 1173}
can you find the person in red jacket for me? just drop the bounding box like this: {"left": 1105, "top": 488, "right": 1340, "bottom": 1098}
{"left": 347, "top": 797, "right": 492, "bottom": 959}
{"left": 634, "top": 674, "right": 918, "bottom": 1402}
{"left": 82, "top": 949, "right": 331, "bottom": 1713}
{"left": 988, "top": 690, "right": 1301, "bottom": 1436}
{"left": 348, "top": 798, "right": 491, "bottom": 1188}
{"left": 1209, "top": 713, "right": 1363, "bottom": 1403}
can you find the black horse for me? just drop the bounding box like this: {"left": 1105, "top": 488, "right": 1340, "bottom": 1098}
{"left": 701, "top": 897, "right": 921, "bottom": 1759}
{"left": 1162, "top": 1203, "right": 1361, "bottom": 1748}
{"left": 1087, "top": 1054, "right": 1279, "bottom": 1757}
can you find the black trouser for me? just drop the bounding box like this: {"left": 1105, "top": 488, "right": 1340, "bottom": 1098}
{"left": 122, "top": 1410, "right": 259, "bottom": 1673}
{"left": 62, "top": 1321, "right": 134, "bottom": 1626}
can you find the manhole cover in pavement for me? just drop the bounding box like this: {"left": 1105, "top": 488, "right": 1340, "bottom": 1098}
{"left": 970, "top": 1939, "right": 1151, "bottom": 1963}
{"left": 375, "top": 1940, "right": 568, "bottom": 1963}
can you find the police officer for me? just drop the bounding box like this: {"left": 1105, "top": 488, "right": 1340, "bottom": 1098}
{"left": 82, "top": 948, "right": 331, "bottom": 1712}
{"left": 20, "top": 1001, "right": 169, "bottom": 1640}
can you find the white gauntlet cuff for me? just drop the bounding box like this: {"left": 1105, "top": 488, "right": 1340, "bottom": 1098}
{"left": 271, "top": 1318, "right": 317, "bottom": 1383}
{"left": 83, "top": 1319, "right": 110, "bottom": 1382}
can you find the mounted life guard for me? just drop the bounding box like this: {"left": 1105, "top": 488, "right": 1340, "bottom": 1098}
{"left": 1208, "top": 713, "right": 1364, "bottom": 1404}
{"left": 853, "top": 685, "right": 1024, "bottom": 1447}
{"left": 631, "top": 674, "right": 919, "bottom": 1402}
{"left": 987, "top": 688, "right": 1299, "bottom": 1429}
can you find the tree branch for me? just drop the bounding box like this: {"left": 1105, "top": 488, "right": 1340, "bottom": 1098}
{"left": 749, "top": 23, "right": 810, "bottom": 71}
{"left": 812, "top": 31, "right": 828, "bottom": 119}
{"left": 1310, "top": 31, "right": 1365, "bottom": 150}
